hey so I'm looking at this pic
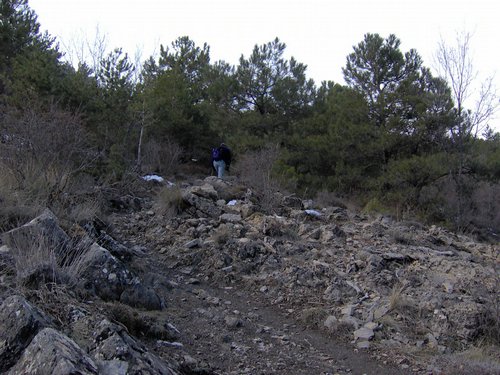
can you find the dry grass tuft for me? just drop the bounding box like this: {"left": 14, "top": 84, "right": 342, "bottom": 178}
{"left": 431, "top": 345, "right": 500, "bottom": 375}
{"left": 8, "top": 232, "right": 96, "bottom": 290}
{"left": 66, "top": 199, "right": 102, "bottom": 224}
{"left": 386, "top": 283, "right": 426, "bottom": 340}
{"left": 0, "top": 163, "right": 44, "bottom": 229}
{"left": 212, "top": 225, "right": 231, "bottom": 245}
{"left": 154, "top": 186, "right": 183, "bottom": 218}
{"left": 299, "top": 307, "right": 329, "bottom": 328}
{"left": 323, "top": 317, "right": 355, "bottom": 340}
{"left": 389, "top": 228, "right": 415, "bottom": 245}
{"left": 107, "top": 302, "right": 179, "bottom": 341}
{"left": 389, "top": 283, "right": 407, "bottom": 312}
{"left": 26, "top": 283, "right": 78, "bottom": 326}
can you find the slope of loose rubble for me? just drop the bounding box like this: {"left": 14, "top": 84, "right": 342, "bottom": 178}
{"left": 114, "top": 176, "right": 499, "bottom": 373}
{"left": 0, "top": 174, "right": 499, "bottom": 374}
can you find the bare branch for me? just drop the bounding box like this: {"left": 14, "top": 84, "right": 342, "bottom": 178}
{"left": 434, "top": 30, "right": 499, "bottom": 138}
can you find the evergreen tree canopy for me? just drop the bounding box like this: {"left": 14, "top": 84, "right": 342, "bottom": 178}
{"left": 343, "top": 33, "right": 455, "bottom": 160}
{"left": 234, "top": 38, "right": 316, "bottom": 139}
{"left": 0, "top": 0, "right": 61, "bottom": 99}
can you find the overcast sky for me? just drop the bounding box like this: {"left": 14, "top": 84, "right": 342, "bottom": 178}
{"left": 29, "top": 0, "right": 500, "bottom": 131}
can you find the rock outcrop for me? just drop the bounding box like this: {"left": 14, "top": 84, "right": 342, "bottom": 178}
{"left": 0, "top": 295, "right": 52, "bottom": 372}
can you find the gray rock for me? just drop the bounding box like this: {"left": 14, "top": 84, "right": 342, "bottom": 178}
{"left": 324, "top": 315, "right": 338, "bottom": 330}
{"left": 237, "top": 240, "right": 265, "bottom": 259}
{"left": 185, "top": 184, "right": 218, "bottom": 200}
{"left": 185, "top": 239, "right": 201, "bottom": 248}
{"left": 381, "top": 252, "right": 413, "bottom": 262}
{"left": 2, "top": 208, "right": 69, "bottom": 257}
{"left": 182, "top": 192, "right": 222, "bottom": 218}
{"left": 356, "top": 341, "right": 371, "bottom": 349}
{"left": 224, "top": 315, "right": 243, "bottom": 329}
{"left": 354, "top": 326, "right": 374, "bottom": 341}
{"left": 0, "top": 295, "right": 52, "bottom": 373}
{"left": 262, "top": 215, "right": 292, "bottom": 237}
{"left": 220, "top": 213, "right": 242, "bottom": 223}
{"left": 91, "top": 320, "right": 178, "bottom": 374}
{"left": 92, "top": 231, "right": 135, "bottom": 261}
{"left": 7, "top": 327, "right": 98, "bottom": 375}
{"left": 96, "top": 359, "right": 129, "bottom": 375}
{"left": 366, "top": 254, "right": 385, "bottom": 272}
{"left": 80, "top": 243, "right": 136, "bottom": 301}
{"left": 373, "top": 304, "right": 390, "bottom": 320}
{"left": 426, "top": 333, "right": 439, "bottom": 348}
{"left": 225, "top": 201, "right": 255, "bottom": 218}
{"left": 282, "top": 195, "right": 303, "bottom": 209}
{"left": 203, "top": 176, "right": 245, "bottom": 201}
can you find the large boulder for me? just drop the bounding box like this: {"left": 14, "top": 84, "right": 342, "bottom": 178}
{"left": 0, "top": 295, "right": 52, "bottom": 373}
{"left": 1, "top": 209, "right": 74, "bottom": 288}
{"left": 80, "top": 243, "right": 137, "bottom": 301}
{"left": 82, "top": 221, "right": 137, "bottom": 261}
{"left": 90, "top": 319, "right": 178, "bottom": 375}
{"left": 182, "top": 191, "right": 222, "bottom": 218}
{"left": 184, "top": 183, "right": 218, "bottom": 200}
{"left": 7, "top": 328, "right": 98, "bottom": 375}
{"left": 203, "top": 176, "right": 244, "bottom": 200}
{"left": 2, "top": 209, "right": 69, "bottom": 255}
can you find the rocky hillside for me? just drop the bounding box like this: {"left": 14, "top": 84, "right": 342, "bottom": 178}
{"left": 0, "top": 175, "right": 498, "bottom": 374}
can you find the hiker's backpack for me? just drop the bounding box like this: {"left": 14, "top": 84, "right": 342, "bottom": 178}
{"left": 211, "top": 147, "right": 221, "bottom": 161}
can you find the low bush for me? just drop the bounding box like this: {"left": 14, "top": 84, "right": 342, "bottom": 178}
{"left": 0, "top": 102, "right": 99, "bottom": 229}
{"left": 234, "top": 144, "right": 284, "bottom": 214}
{"left": 140, "top": 138, "right": 183, "bottom": 176}
{"left": 314, "top": 190, "right": 348, "bottom": 209}
{"left": 154, "top": 186, "right": 183, "bottom": 217}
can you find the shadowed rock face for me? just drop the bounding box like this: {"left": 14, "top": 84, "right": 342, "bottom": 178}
{"left": 0, "top": 176, "right": 498, "bottom": 374}
{"left": 80, "top": 243, "right": 136, "bottom": 301}
{"left": 7, "top": 327, "right": 99, "bottom": 375}
{"left": 90, "top": 319, "right": 178, "bottom": 375}
{"left": 0, "top": 295, "right": 52, "bottom": 373}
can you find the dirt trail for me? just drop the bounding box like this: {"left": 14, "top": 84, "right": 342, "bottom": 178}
{"left": 161, "top": 269, "right": 407, "bottom": 375}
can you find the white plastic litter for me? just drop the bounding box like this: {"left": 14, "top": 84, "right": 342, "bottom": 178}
{"left": 305, "top": 209, "right": 321, "bottom": 217}
{"left": 227, "top": 200, "right": 238, "bottom": 206}
{"left": 142, "top": 175, "right": 164, "bottom": 182}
